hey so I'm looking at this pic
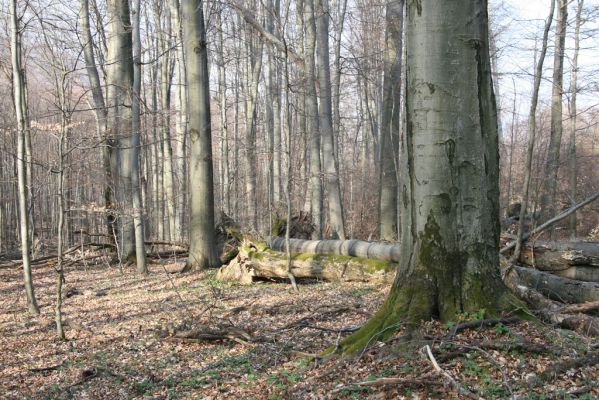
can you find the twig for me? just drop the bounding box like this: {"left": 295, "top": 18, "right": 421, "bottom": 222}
{"left": 425, "top": 345, "right": 484, "bottom": 400}
{"left": 445, "top": 317, "right": 521, "bottom": 339}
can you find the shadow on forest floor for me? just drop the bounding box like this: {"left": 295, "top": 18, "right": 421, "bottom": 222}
{"left": 0, "top": 258, "right": 597, "bottom": 399}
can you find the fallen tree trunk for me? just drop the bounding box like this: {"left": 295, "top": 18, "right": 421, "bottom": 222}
{"left": 501, "top": 258, "right": 599, "bottom": 336}
{"left": 518, "top": 241, "right": 599, "bottom": 282}
{"left": 267, "top": 237, "right": 401, "bottom": 262}
{"left": 511, "top": 264, "right": 599, "bottom": 303}
{"left": 216, "top": 247, "right": 395, "bottom": 284}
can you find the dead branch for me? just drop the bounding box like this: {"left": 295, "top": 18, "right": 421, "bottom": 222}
{"left": 425, "top": 345, "right": 484, "bottom": 400}
{"left": 501, "top": 192, "right": 599, "bottom": 254}
{"left": 445, "top": 317, "right": 521, "bottom": 339}
{"left": 529, "top": 351, "right": 599, "bottom": 388}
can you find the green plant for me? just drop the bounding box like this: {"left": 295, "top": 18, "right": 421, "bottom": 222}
{"left": 494, "top": 322, "right": 510, "bottom": 335}
{"left": 134, "top": 379, "right": 156, "bottom": 394}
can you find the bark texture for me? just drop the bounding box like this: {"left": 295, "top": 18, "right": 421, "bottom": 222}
{"left": 11, "top": 0, "right": 39, "bottom": 314}
{"left": 337, "top": 0, "right": 514, "bottom": 354}
{"left": 378, "top": 0, "right": 404, "bottom": 241}
{"left": 216, "top": 247, "right": 395, "bottom": 284}
{"left": 182, "top": 0, "right": 219, "bottom": 269}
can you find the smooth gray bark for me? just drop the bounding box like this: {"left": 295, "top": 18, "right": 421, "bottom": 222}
{"left": 182, "top": 0, "right": 219, "bottom": 269}
{"left": 132, "top": 0, "right": 148, "bottom": 273}
{"left": 339, "top": 0, "right": 511, "bottom": 353}
{"left": 106, "top": 0, "right": 135, "bottom": 260}
{"left": 11, "top": 0, "right": 39, "bottom": 314}
{"left": 378, "top": 0, "right": 404, "bottom": 241}
{"left": 316, "top": 0, "right": 345, "bottom": 239}
{"left": 304, "top": 0, "right": 323, "bottom": 238}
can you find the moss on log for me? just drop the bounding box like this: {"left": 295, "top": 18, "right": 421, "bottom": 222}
{"left": 215, "top": 248, "right": 396, "bottom": 284}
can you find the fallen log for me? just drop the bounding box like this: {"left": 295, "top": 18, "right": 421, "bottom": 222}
{"left": 518, "top": 241, "right": 599, "bottom": 282}
{"left": 501, "top": 257, "right": 599, "bottom": 336}
{"left": 268, "top": 237, "right": 401, "bottom": 262}
{"left": 512, "top": 265, "right": 599, "bottom": 303}
{"left": 216, "top": 247, "right": 395, "bottom": 284}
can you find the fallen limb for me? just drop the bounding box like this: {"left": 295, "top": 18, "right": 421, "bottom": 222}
{"left": 501, "top": 192, "right": 599, "bottom": 255}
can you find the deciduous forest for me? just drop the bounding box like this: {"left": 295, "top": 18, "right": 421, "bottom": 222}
{"left": 1, "top": 0, "right": 599, "bottom": 398}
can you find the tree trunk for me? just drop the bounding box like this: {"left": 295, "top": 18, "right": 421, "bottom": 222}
{"left": 106, "top": 0, "right": 136, "bottom": 261}
{"left": 316, "top": 0, "right": 345, "bottom": 239}
{"left": 217, "top": 10, "right": 230, "bottom": 216}
{"left": 216, "top": 248, "right": 395, "bottom": 284}
{"left": 378, "top": 0, "right": 404, "bottom": 241}
{"left": 512, "top": 265, "right": 599, "bottom": 304}
{"left": 541, "top": 0, "right": 568, "bottom": 237}
{"left": 182, "top": 0, "right": 219, "bottom": 269}
{"left": 304, "top": 0, "right": 323, "bottom": 238}
{"left": 338, "top": 0, "right": 514, "bottom": 354}
{"left": 11, "top": 0, "right": 39, "bottom": 314}
{"left": 132, "top": 0, "right": 148, "bottom": 273}
{"left": 568, "top": 0, "right": 584, "bottom": 239}
{"left": 512, "top": 0, "right": 555, "bottom": 261}
{"left": 269, "top": 237, "right": 400, "bottom": 262}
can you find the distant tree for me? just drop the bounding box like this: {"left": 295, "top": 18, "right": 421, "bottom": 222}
{"left": 378, "top": 0, "right": 404, "bottom": 241}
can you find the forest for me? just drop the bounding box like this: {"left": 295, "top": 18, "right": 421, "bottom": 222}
{"left": 1, "top": 0, "right": 599, "bottom": 398}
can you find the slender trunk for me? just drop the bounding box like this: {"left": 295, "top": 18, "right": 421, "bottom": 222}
{"left": 132, "top": 0, "right": 147, "bottom": 273}
{"left": 378, "top": 0, "right": 403, "bottom": 241}
{"left": 316, "top": 0, "right": 345, "bottom": 239}
{"left": 11, "top": 0, "right": 39, "bottom": 314}
{"left": 332, "top": 0, "right": 347, "bottom": 146}
{"left": 243, "top": 22, "right": 263, "bottom": 230}
{"left": 513, "top": 0, "right": 555, "bottom": 261}
{"left": 541, "top": 0, "right": 568, "bottom": 239}
{"left": 568, "top": 0, "right": 583, "bottom": 239}
{"left": 217, "top": 10, "right": 230, "bottom": 216}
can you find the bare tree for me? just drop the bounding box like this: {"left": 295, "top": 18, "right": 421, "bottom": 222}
{"left": 378, "top": 0, "right": 403, "bottom": 241}
{"left": 11, "top": 0, "right": 39, "bottom": 314}
{"left": 182, "top": 0, "right": 219, "bottom": 269}
{"left": 338, "top": 0, "right": 512, "bottom": 353}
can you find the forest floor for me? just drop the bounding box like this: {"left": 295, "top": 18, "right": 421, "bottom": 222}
{"left": 1, "top": 253, "right": 598, "bottom": 399}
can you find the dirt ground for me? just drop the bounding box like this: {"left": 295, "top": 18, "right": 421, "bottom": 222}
{"left": 1, "top": 254, "right": 597, "bottom": 399}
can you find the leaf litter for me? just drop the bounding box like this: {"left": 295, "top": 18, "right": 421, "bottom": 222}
{"left": 0, "top": 257, "right": 597, "bottom": 399}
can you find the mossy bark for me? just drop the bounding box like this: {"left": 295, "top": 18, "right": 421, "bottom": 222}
{"left": 337, "top": 0, "right": 518, "bottom": 354}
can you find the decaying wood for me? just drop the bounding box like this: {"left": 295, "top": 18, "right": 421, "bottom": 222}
{"left": 216, "top": 247, "right": 395, "bottom": 284}
{"left": 501, "top": 258, "right": 599, "bottom": 335}
{"left": 512, "top": 264, "right": 599, "bottom": 303}
{"left": 517, "top": 241, "right": 599, "bottom": 282}
{"left": 268, "top": 237, "right": 400, "bottom": 262}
